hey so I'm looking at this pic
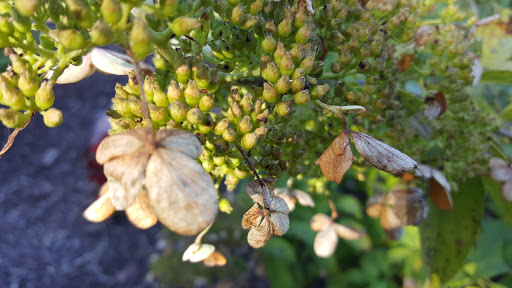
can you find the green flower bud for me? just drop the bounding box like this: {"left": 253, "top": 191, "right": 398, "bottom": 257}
{"left": 198, "top": 113, "right": 214, "bottom": 134}
{"left": 292, "top": 68, "right": 306, "bottom": 79}
{"left": 330, "top": 62, "right": 342, "bottom": 73}
{"left": 249, "top": 0, "right": 263, "bottom": 14}
{"left": 51, "top": 29, "right": 89, "bottom": 50}
{"left": 202, "top": 157, "right": 215, "bottom": 172}
{"left": 240, "top": 93, "right": 253, "bottom": 114}
{"left": 0, "top": 108, "right": 28, "bottom": 128}
{"left": 335, "top": 82, "right": 346, "bottom": 95}
{"left": 339, "top": 49, "right": 352, "bottom": 65}
{"left": 222, "top": 127, "right": 237, "bottom": 142}
{"left": 128, "top": 97, "right": 142, "bottom": 117}
{"left": 238, "top": 115, "right": 253, "bottom": 134}
{"left": 278, "top": 18, "right": 293, "bottom": 38}
{"left": 259, "top": 156, "right": 272, "bottom": 170}
{"left": 225, "top": 173, "right": 239, "bottom": 191}
{"left": 220, "top": 39, "right": 235, "bottom": 59}
{"left": 130, "top": 18, "right": 152, "bottom": 60}
{"left": 199, "top": 94, "right": 214, "bottom": 112}
{"left": 370, "top": 40, "right": 382, "bottom": 55}
{"left": 214, "top": 118, "right": 229, "bottom": 135}
{"left": 227, "top": 100, "right": 242, "bottom": 121}
{"left": 42, "top": 108, "right": 63, "bottom": 127}
{"left": 194, "top": 65, "right": 211, "bottom": 89}
{"left": 241, "top": 132, "right": 258, "bottom": 150}
{"left": 346, "top": 91, "right": 358, "bottom": 102}
{"left": 153, "top": 84, "right": 169, "bottom": 108}
{"left": 184, "top": 79, "right": 201, "bottom": 107}
{"left": 112, "top": 98, "right": 134, "bottom": 117}
{"left": 1, "top": 82, "right": 25, "bottom": 110}
{"left": 273, "top": 42, "right": 286, "bottom": 66}
{"left": 253, "top": 99, "right": 263, "bottom": 115}
{"left": 91, "top": 20, "right": 112, "bottom": 47}
{"left": 358, "top": 93, "right": 370, "bottom": 105}
{"left": 295, "top": 24, "right": 312, "bottom": 44}
{"left": 289, "top": 45, "right": 304, "bottom": 65}
{"left": 261, "top": 34, "right": 276, "bottom": 54}
{"left": 275, "top": 102, "right": 291, "bottom": 117}
{"left": 358, "top": 28, "right": 370, "bottom": 43}
{"left": 348, "top": 37, "right": 360, "bottom": 52}
{"left": 170, "top": 101, "right": 188, "bottom": 122}
{"left": 291, "top": 77, "right": 306, "bottom": 93}
{"left": 170, "top": 17, "right": 200, "bottom": 36}
{"left": 261, "top": 60, "right": 280, "bottom": 83}
{"left": 143, "top": 77, "right": 155, "bottom": 103}
{"left": 187, "top": 107, "right": 204, "bottom": 124}
{"left": 230, "top": 5, "right": 244, "bottom": 24}
{"left": 12, "top": 8, "right": 31, "bottom": 33}
{"left": 47, "top": 0, "right": 65, "bottom": 23}
{"left": 159, "top": 0, "right": 178, "bottom": 16}
{"left": 328, "top": 31, "right": 344, "bottom": 47}
{"left": 0, "top": 15, "right": 14, "bottom": 37}
{"left": 15, "top": 0, "right": 40, "bottom": 17}
{"left": 263, "top": 82, "right": 278, "bottom": 103}
{"left": 310, "top": 84, "right": 329, "bottom": 100}
{"left": 18, "top": 71, "right": 40, "bottom": 97}
{"left": 101, "top": 0, "right": 122, "bottom": 26}
{"left": 207, "top": 68, "right": 220, "bottom": 93}
{"left": 359, "top": 44, "right": 371, "bottom": 59}
{"left": 149, "top": 103, "right": 170, "bottom": 124}
{"left": 276, "top": 75, "right": 291, "bottom": 94}
{"left": 294, "top": 89, "right": 310, "bottom": 105}
{"left": 299, "top": 56, "right": 314, "bottom": 73}
{"left": 10, "top": 55, "right": 31, "bottom": 75}
{"left": 219, "top": 198, "right": 233, "bottom": 214}
{"left": 279, "top": 53, "right": 295, "bottom": 77}
{"left": 214, "top": 138, "right": 230, "bottom": 154}
{"left": 234, "top": 167, "right": 248, "bottom": 179}
{"left": 175, "top": 63, "right": 191, "bottom": 85}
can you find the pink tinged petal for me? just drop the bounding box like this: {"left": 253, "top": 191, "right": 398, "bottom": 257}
{"left": 51, "top": 53, "right": 96, "bottom": 84}
{"left": 83, "top": 191, "right": 116, "bottom": 223}
{"left": 269, "top": 196, "right": 290, "bottom": 236}
{"left": 502, "top": 180, "right": 512, "bottom": 202}
{"left": 332, "top": 223, "right": 362, "bottom": 240}
{"left": 248, "top": 217, "right": 271, "bottom": 248}
{"left": 156, "top": 129, "right": 203, "bottom": 159}
{"left": 351, "top": 131, "right": 417, "bottom": 174}
{"left": 146, "top": 150, "right": 218, "bottom": 235}
{"left": 95, "top": 128, "right": 153, "bottom": 164}
{"left": 103, "top": 150, "right": 149, "bottom": 209}
{"left": 125, "top": 189, "right": 158, "bottom": 229}
{"left": 310, "top": 213, "right": 332, "bottom": 232}
{"left": 313, "top": 227, "right": 338, "bottom": 258}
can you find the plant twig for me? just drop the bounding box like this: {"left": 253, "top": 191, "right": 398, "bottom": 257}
{"left": 236, "top": 145, "right": 272, "bottom": 208}
{"left": 194, "top": 220, "right": 214, "bottom": 245}
{"left": 0, "top": 112, "right": 35, "bottom": 159}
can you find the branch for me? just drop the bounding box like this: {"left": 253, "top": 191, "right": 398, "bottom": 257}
{"left": 236, "top": 145, "right": 272, "bottom": 208}
{"left": 0, "top": 112, "right": 35, "bottom": 159}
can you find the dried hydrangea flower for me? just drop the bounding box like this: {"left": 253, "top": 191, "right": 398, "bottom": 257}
{"left": 310, "top": 213, "right": 362, "bottom": 258}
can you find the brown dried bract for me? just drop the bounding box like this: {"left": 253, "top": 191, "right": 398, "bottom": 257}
{"left": 83, "top": 183, "right": 115, "bottom": 223}
{"left": 424, "top": 92, "right": 447, "bottom": 120}
{"left": 315, "top": 131, "right": 353, "bottom": 184}
{"left": 397, "top": 54, "right": 414, "bottom": 73}
{"left": 203, "top": 251, "right": 227, "bottom": 267}
{"left": 416, "top": 164, "right": 452, "bottom": 210}
{"left": 351, "top": 131, "right": 417, "bottom": 175}
{"left": 275, "top": 188, "right": 315, "bottom": 211}
{"left": 366, "top": 187, "right": 428, "bottom": 240}
{"left": 93, "top": 128, "right": 218, "bottom": 235}
{"left": 310, "top": 213, "right": 362, "bottom": 258}
{"left": 414, "top": 26, "right": 432, "bottom": 47}
{"left": 125, "top": 188, "right": 158, "bottom": 229}
{"left": 489, "top": 158, "right": 512, "bottom": 202}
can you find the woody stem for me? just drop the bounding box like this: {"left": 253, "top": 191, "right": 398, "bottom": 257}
{"left": 236, "top": 145, "right": 271, "bottom": 208}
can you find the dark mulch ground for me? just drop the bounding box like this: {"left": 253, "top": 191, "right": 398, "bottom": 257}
{"left": 0, "top": 74, "right": 162, "bottom": 288}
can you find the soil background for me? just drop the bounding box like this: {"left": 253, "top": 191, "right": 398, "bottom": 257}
{"left": 0, "top": 73, "right": 162, "bottom": 288}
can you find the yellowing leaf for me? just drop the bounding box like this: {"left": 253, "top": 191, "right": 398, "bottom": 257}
{"left": 315, "top": 131, "right": 353, "bottom": 184}
{"left": 351, "top": 131, "right": 417, "bottom": 175}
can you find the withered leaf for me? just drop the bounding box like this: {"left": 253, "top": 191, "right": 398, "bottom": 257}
{"left": 83, "top": 183, "right": 115, "bottom": 223}
{"left": 313, "top": 227, "right": 338, "bottom": 258}
{"left": 424, "top": 92, "right": 447, "bottom": 120}
{"left": 351, "top": 131, "right": 417, "bottom": 175}
{"left": 182, "top": 243, "right": 215, "bottom": 263}
{"left": 380, "top": 212, "right": 405, "bottom": 240}
{"left": 315, "top": 131, "right": 353, "bottom": 184}
{"left": 125, "top": 189, "right": 158, "bottom": 229}
{"left": 416, "top": 164, "right": 452, "bottom": 210}
{"left": 90, "top": 48, "right": 153, "bottom": 76}
{"left": 203, "top": 251, "right": 227, "bottom": 267}
{"left": 269, "top": 195, "right": 290, "bottom": 236}
{"left": 248, "top": 217, "right": 271, "bottom": 248}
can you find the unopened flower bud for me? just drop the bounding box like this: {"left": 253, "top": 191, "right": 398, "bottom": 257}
{"left": 15, "top": 0, "right": 40, "bottom": 17}
{"left": 240, "top": 93, "right": 253, "bottom": 114}
{"left": 214, "top": 138, "right": 229, "bottom": 154}
{"left": 214, "top": 118, "right": 229, "bottom": 135}
{"left": 310, "top": 84, "right": 329, "bottom": 100}
{"left": 295, "top": 24, "right": 312, "bottom": 44}
{"left": 330, "top": 62, "right": 342, "bottom": 73}
{"left": 278, "top": 18, "right": 293, "bottom": 38}
{"left": 279, "top": 53, "right": 295, "bottom": 77}
{"left": 241, "top": 132, "right": 258, "bottom": 150}
{"left": 276, "top": 75, "right": 291, "bottom": 94}
{"left": 273, "top": 42, "right": 287, "bottom": 66}
{"left": 202, "top": 157, "right": 215, "bottom": 172}
{"left": 238, "top": 115, "right": 253, "bottom": 134}
{"left": 275, "top": 102, "right": 291, "bottom": 117}
{"left": 170, "top": 101, "right": 188, "bottom": 122}
{"left": 42, "top": 108, "right": 63, "bottom": 127}
{"left": 292, "top": 68, "right": 306, "bottom": 79}
{"left": 300, "top": 56, "right": 315, "bottom": 73}
{"left": 291, "top": 77, "right": 306, "bottom": 93}
{"left": 184, "top": 79, "right": 201, "bottom": 107}
{"left": 153, "top": 84, "right": 169, "bottom": 108}
{"left": 222, "top": 127, "right": 237, "bottom": 143}
{"left": 360, "top": 44, "right": 371, "bottom": 59}
{"left": 263, "top": 82, "right": 278, "bottom": 103}
{"left": 194, "top": 65, "right": 211, "bottom": 89}
{"left": 112, "top": 98, "right": 133, "bottom": 116}
{"left": 228, "top": 100, "right": 242, "bottom": 121}
{"left": 262, "top": 34, "right": 277, "bottom": 53}
{"left": 12, "top": 8, "right": 31, "bottom": 33}
{"left": 34, "top": 82, "right": 55, "bottom": 110}
{"left": 0, "top": 108, "right": 28, "bottom": 128}
{"left": 187, "top": 107, "right": 204, "bottom": 124}
{"left": 130, "top": 18, "right": 152, "bottom": 60}
{"left": 101, "top": 0, "right": 122, "bottom": 26}
{"left": 143, "top": 77, "right": 154, "bottom": 102}
{"left": 149, "top": 103, "right": 169, "bottom": 124}
{"left": 294, "top": 90, "right": 310, "bottom": 105}
{"left": 50, "top": 29, "right": 88, "bottom": 50}
{"left": 261, "top": 60, "right": 280, "bottom": 83}
{"left": 198, "top": 113, "right": 214, "bottom": 134}
{"left": 171, "top": 17, "right": 200, "bottom": 36}
{"left": 18, "top": 71, "right": 40, "bottom": 97}
{"left": 230, "top": 5, "right": 244, "bottom": 25}
{"left": 91, "top": 20, "right": 112, "bottom": 46}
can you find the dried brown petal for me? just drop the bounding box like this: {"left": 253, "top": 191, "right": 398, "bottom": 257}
{"left": 313, "top": 227, "right": 338, "bottom": 258}
{"left": 294, "top": 189, "right": 315, "bottom": 207}
{"left": 242, "top": 203, "right": 263, "bottom": 229}
{"left": 315, "top": 131, "right": 353, "bottom": 184}
{"left": 248, "top": 217, "right": 271, "bottom": 248}
{"left": 157, "top": 129, "right": 203, "bottom": 159}
{"left": 490, "top": 158, "right": 512, "bottom": 183}
{"left": 246, "top": 178, "right": 276, "bottom": 205}
{"left": 351, "top": 131, "right": 417, "bottom": 174}
{"left": 203, "top": 251, "right": 227, "bottom": 267}
{"left": 365, "top": 196, "right": 383, "bottom": 218}
{"left": 414, "top": 26, "right": 431, "bottom": 47}
{"left": 417, "top": 165, "right": 452, "bottom": 210}
{"left": 424, "top": 92, "right": 447, "bottom": 120}
{"left": 381, "top": 212, "right": 404, "bottom": 240}
{"left": 502, "top": 180, "right": 512, "bottom": 202}
{"left": 269, "top": 196, "right": 289, "bottom": 236}
{"left": 397, "top": 54, "right": 414, "bottom": 73}
{"left": 83, "top": 186, "right": 116, "bottom": 223}
{"left": 275, "top": 188, "right": 296, "bottom": 211}
{"left": 103, "top": 150, "right": 150, "bottom": 209}
{"left": 96, "top": 128, "right": 152, "bottom": 164}
{"left": 332, "top": 223, "right": 362, "bottom": 240}
{"left": 146, "top": 150, "right": 218, "bottom": 235}
{"left": 386, "top": 187, "right": 428, "bottom": 226}
{"left": 310, "top": 213, "right": 332, "bottom": 232}
{"left": 182, "top": 243, "right": 215, "bottom": 263}
{"left": 125, "top": 189, "right": 158, "bottom": 229}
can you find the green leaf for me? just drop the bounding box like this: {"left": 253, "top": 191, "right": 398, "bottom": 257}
{"left": 483, "top": 176, "right": 512, "bottom": 227}
{"left": 500, "top": 102, "right": 512, "bottom": 121}
{"left": 482, "top": 71, "right": 512, "bottom": 86}
{"left": 419, "top": 178, "right": 485, "bottom": 284}
{"left": 262, "top": 238, "right": 298, "bottom": 288}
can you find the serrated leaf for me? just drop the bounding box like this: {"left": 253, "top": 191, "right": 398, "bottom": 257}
{"left": 419, "top": 178, "right": 485, "bottom": 284}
